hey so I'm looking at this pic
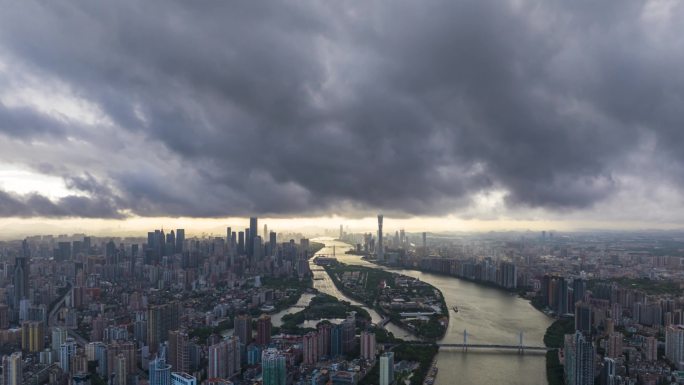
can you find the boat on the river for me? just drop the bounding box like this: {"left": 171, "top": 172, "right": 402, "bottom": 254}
{"left": 452, "top": 305, "right": 459, "bottom": 313}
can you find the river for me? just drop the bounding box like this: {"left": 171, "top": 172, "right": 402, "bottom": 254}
{"left": 310, "top": 237, "right": 552, "bottom": 385}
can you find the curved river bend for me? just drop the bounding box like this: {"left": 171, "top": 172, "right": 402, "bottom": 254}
{"left": 309, "top": 237, "right": 552, "bottom": 385}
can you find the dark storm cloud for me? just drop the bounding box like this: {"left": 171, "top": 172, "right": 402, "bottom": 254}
{"left": 0, "top": 0, "right": 683, "bottom": 218}
{"left": 0, "top": 190, "right": 124, "bottom": 218}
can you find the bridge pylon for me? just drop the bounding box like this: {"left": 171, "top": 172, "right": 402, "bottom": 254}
{"left": 463, "top": 329, "right": 468, "bottom": 352}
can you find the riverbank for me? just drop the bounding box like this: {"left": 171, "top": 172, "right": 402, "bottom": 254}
{"left": 365, "top": 258, "right": 561, "bottom": 384}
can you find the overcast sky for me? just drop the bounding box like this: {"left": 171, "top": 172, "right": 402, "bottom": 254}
{"left": 1, "top": 0, "right": 684, "bottom": 234}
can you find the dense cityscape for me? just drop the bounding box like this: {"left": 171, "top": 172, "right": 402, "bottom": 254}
{"left": 1, "top": 215, "right": 684, "bottom": 384}
{"left": 2, "top": 1, "right": 684, "bottom": 384}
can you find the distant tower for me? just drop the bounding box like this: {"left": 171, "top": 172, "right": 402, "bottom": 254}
{"left": 422, "top": 232, "right": 427, "bottom": 257}
{"left": 377, "top": 215, "right": 384, "bottom": 261}
{"left": 249, "top": 217, "right": 258, "bottom": 257}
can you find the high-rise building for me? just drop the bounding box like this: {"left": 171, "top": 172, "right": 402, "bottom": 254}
{"left": 114, "top": 353, "right": 127, "bottom": 385}
{"left": 422, "top": 232, "right": 427, "bottom": 256}
{"left": 14, "top": 254, "right": 29, "bottom": 308}
{"left": 176, "top": 229, "right": 185, "bottom": 253}
{"left": 207, "top": 336, "right": 240, "bottom": 379}
{"left": 644, "top": 336, "right": 658, "bottom": 362}
{"left": 238, "top": 232, "right": 245, "bottom": 255}
{"left": 666, "top": 325, "right": 684, "bottom": 369}
{"left": 171, "top": 372, "right": 197, "bottom": 385}
{"left": 149, "top": 354, "right": 172, "bottom": 385}
{"left": 575, "top": 302, "right": 592, "bottom": 335}
{"left": 1, "top": 352, "right": 22, "bottom": 385}
{"left": 147, "top": 302, "right": 181, "bottom": 354}
{"left": 606, "top": 332, "right": 623, "bottom": 358}
{"left": 317, "top": 323, "right": 332, "bottom": 357}
{"left": 377, "top": 215, "right": 384, "bottom": 261}
{"left": 573, "top": 279, "right": 587, "bottom": 304}
{"left": 600, "top": 357, "right": 616, "bottom": 385}
{"left": 341, "top": 314, "right": 356, "bottom": 354}
{"left": 249, "top": 217, "right": 258, "bottom": 257}
{"left": 256, "top": 315, "right": 272, "bottom": 346}
{"left": 168, "top": 330, "right": 189, "bottom": 373}
{"left": 556, "top": 277, "right": 569, "bottom": 316}
{"left": 330, "top": 324, "right": 342, "bottom": 357}
{"left": 379, "top": 351, "right": 394, "bottom": 385}
{"left": 262, "top": 348, "right": 286, "bottom": 385}
{"left": 59, "top": 338, "right": 77, "bottom": 374}
{"left": 302, "top": 332, "right": 318, "bottom": 365}
{"left": 235, "top": 315, "right": 252, "bottom": 347}
{"left": 360, "top": 331, "right": 376, "bottom": 361}
{"left": 22, "top": 321, "right": 45, "bottom": 353}
{"left": 564, "top": 331, "right": 594, "bottom": 385}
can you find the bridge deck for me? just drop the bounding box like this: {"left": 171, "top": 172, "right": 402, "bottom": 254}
{"left": 437, "top": 344, "right": 549, "bottom": 351}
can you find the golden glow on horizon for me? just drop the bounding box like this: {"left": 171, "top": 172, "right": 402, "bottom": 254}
{"left": 0, "top": 215, "right": 682, "bottom": 239}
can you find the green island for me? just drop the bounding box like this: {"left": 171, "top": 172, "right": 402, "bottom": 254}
{"left": 323, "top": 263, "right": 448, "bottom": 340}
{"left": 279, "top": 292, "right": 371, "bottom": 334}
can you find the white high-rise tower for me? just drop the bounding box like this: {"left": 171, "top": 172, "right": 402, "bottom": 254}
{"left": 377, "top": 214, "right": 384, "bottom": 261}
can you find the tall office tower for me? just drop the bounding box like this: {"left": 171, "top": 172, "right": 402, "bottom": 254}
{"left": 606, "top": 332, "right": 623, "bottom": 358}
{"left": 238, "top": 232, "right": 245, "bottom": 255}
{"left": 147, "top": 303, "right": 181, "bottom": 354}
{"left": 422, "top": 232, "right": 427, "bottom": 256}
{"left": 379, "top": 351, "right": 394, "bottom": 385}
{"left": 564, "top": 331, "right": 595, "bottom": 385}
{"left": 360, "top": 331, "right": 376, "bottom": 361}
{"left": 262, "top": 349, "right": 287, "bottom": 385}
{"left": 14, "top": 255, "right": 29, "bottom": 307}
{"left": 253, "top": 236, "right": 263, "bottom": 260}
{"left": 235, "top": 314, "right": 252, "bottom": 347}
{"left": 168, "top": 231, "right": 176, "bottom": 255}
{"left": 226, "top": 227, "right": 232, "bottom": 243}
{"left": 1, "top": 352, "right": 22, "bottom": 385}
{"left": 176, "top": 229, "right": 185, "bottom": 253}
{"left": 302, "top": 332, "right": 318, "bottom": 365}
{"left": 171, "top": 372, "right": 197, "bottom": 385}
{"left": 644, "top": 336, "right": 658, "bottom": 362}
{"left": 666, "top": 325, "right": 684, "bottom": 369}
{"left": 83, "top": 236, "right": 91, "bottom": 254}
{"left": 231, "top": 232, "right": 237, "bottom": 253}
{"left": 249, "top": 217, "right": 258, "bottom": 257}
{"left": 574, "top": 302, "right": 592, "bottom": 334}
{"left": 263, "top": 224, "right": 268, "bottom": 240}
{"left": 149, "top": 354, "right": 172, "bottom": 385}
{"left": 377, "top": 214, "right": 384, "bottom": 261}
{"left": 317, "top": 323, "right": 332, "bottom": 357}
{"left": 114, "top": 353, "right": 127, "bottom": 385}
{"left": 341, "top": 314, "right": 356, "bottom": 353}
{"left": 573, "top": 279, "right": 587, "bottom": 304}
{"left": 59, "top": 338, "right": 77, "bottom": 373}
{"left": 256, "top": 315, "right": 272, "bottom": 346}
{"left": 168, "top": 330, "right": 189, "bottom": 373}
{"left": 269, "top": 232, "right": 277, "bottom": 257}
